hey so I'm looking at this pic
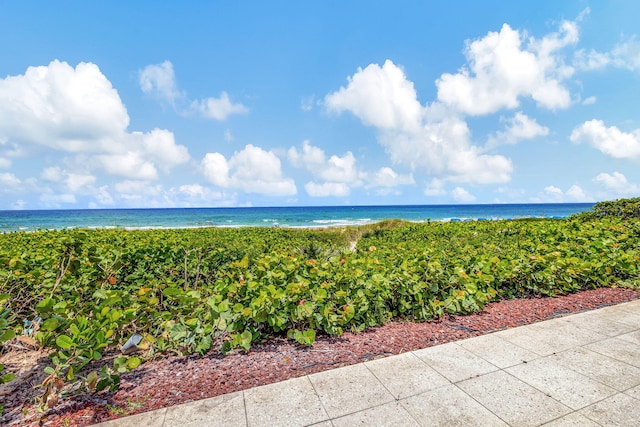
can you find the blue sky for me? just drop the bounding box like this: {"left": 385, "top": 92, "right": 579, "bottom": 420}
{"left": 1, "top": 1, "right": 639, "bottom": 209}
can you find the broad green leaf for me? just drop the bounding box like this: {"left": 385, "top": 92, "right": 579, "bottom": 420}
{"left": 92, "top": 289, "right": 107, "bottom": 300}
{"left": 239, "top": 330, "right": 252, "bottom": 350}
{"left": 66, "top": 365, "right": 75, "bottom": 381}
{"left": 162, "top": 287, "right": 181, "bottom": 297}
{"left": 56, "top": 335, "right": 73, "bottom": 349}
{"left": 126, "top": 356, "right": 141, "bottom": 370}
{"left": 40, "top": 318, "right": 60, "bottom": 332}
{"left": 35, "top": 298, "right": 55, "bottom": 313}
{"left": 0, "top": 329, "right": 15, "bottom": 343}
{"left": 86, "top": 371, "right": 98, "bottom": 390}
{"left": 1, "top": 373, "right": 15, "bottom": 383}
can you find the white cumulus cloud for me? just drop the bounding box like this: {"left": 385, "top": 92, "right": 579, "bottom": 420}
{"left": 611, "top": 38, "right": 640, "bottom": 71}
{"left": 41, "top": 167, "right": 63, "bottom": 182}
{"left": 114, "top": 180, "right": 162, "bottom": 195}
{"left": 574, "top": 37, "right": 640, "bottom": 72}
{"left": 534, "top": 184, "right": 590, "bottom": 202}
{"left": 367, "top": 167, "right": 415, "bottom": 188}
{"left": 201, "top": 153, "right": 230, "bottom": 188}
{"left": 171, "top": 184, "right": 215, "bottom": 200}
{"left": 0, "top": 60, "right": 191, "bottom": 184}
{"left": 164, "top": 184, "right": 235, "bottom": 207}
{"left": 98, "top": 180, "right": 238, "bottom": 208}
{"left": 304, "top": 182, "right": 350, "bottom": 197}
{"left": 112, "top": 180, "right": 164, "bottom": 205}
{"left": 570, "top": 120, "right": 640, "bottom": 159}
{"left": 325, "top": 60, "right": 513, "bottom": 185}
{"left": 0, "top": 60, "right": 129, "bottom": 152}
{"left": 288, "top": 140, "right": 361, "bottom": 184}
{"left": 0, "top": 172, "right": 21, "bottom": 191}
{"left": 573, "top": 49, "right": 611, "bottom": 71}
{"left": 202, "top": 144, "right": 296, "bottom": 196}
{"left": 436, "top": 20, "right": 578, "bottom": 115}
{"left": 325, "top": 60, "right": 423, "bottom": 132}
{"left": 593, "top": 172, "right": 639, "bottom": 196}
{"left": 288, "top": 141, "right": 361, "bottom": 197}
{"left": 140, "top": 61, "right": 248, "bottom": 121}
{"left": 565, "top": 184, "right": 590, "bottom": 201}
{"left": 289, "top": 141, "right": 414, "bottom": 197}
{"left": 424, "top": 178, "right": 446, "bottom": 196}
{"left": 139, "top": 60, "right": 183, "bottom": 104}
{"left": 191, "top": 92, "right": 249, "bottom": 121}
{"left": 487, "top": 112, "right": 549, "bottom": 147}
{"left": 40, "top": 167, "right": 96, "bottom": 192}
{"left": 137, "top": 129, "right": 190, "bottom": 173}
{"left": 94, "top": 186, "right": 114, "bottom": 206}
{"left": 542, "top": 185, "right": 565, "bottom": 202}
{"left": 451, "top": 187, "right": 476, "bottom": 202}
{"left": 97, "top": 151, "right": 159, "bottom": 181}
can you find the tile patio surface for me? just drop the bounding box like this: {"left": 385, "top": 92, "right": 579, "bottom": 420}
{"left": 93, "top": 299, "right": 640, "bottom": 427}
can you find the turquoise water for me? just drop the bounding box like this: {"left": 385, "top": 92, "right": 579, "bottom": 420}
{"left": 0, "top": 203, "right": 595, "bottom": 233}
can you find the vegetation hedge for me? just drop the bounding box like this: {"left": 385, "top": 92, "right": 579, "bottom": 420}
{"left": 574, "top": 197, "right": 640, "bottom": 220}
{"left": 0, "top": 198, "right": 639, "bottom": 408}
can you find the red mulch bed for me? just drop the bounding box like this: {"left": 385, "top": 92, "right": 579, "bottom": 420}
{"left": 2, "top": 287, "right": 638, "bottom": 426}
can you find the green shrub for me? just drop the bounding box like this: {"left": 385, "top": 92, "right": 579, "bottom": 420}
{"left": 574, "top": 197, "right": 640, "bottom": 220}
{"left": 1, "top": 216, "right": 639, "bottom": 407}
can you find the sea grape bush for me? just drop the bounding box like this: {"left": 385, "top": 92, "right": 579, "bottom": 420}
{"left": 0, "top": 204, "right": 639, "bottom": 406}
{"left": 574, "top": 197, "right": 640, "bottom": 220}
{"left": 0, "top": 294, "right": 16, "bottom": 415}
{"left": 1, "top": 295, "right": 16, "bottom": 384}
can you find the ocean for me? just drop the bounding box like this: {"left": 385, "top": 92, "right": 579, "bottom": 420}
{"left": 0, "top": 203, "right": 595, "bottom": 233}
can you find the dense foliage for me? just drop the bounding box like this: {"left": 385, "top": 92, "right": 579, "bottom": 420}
{"left": 1, "top": 202, "right": 639, "bottom": 407}
{"left": 574, "top": 197, "right": 640, "bottom": 220}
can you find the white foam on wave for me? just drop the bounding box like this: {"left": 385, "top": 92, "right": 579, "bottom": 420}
{"left": 309, "top": 218, "right": 374, "bottom": 227}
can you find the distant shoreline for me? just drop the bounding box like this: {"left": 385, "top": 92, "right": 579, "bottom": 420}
{"left": 0, "top": 203, "right": 594, "bottom": 233}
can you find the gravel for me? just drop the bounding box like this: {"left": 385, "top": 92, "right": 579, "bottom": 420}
{"left": 3, "top": 287, "right": 637, "bottom": 426}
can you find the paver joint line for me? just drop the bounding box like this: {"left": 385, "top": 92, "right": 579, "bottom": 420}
{"left": 363, "top": 359, "right": 404, "bottom": 402}
{"left": 305, "top": 372, "right": 332, "bottom": 424}
{"left": 242, "top": 390, "right": 248, "bottom": 427}
{"left": 453, "top": 381, "right": 512, "bottom": 426}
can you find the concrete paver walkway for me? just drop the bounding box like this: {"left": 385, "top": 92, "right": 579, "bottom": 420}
{"left": 94, "top": 299, "right": 640, "bottom": 427}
